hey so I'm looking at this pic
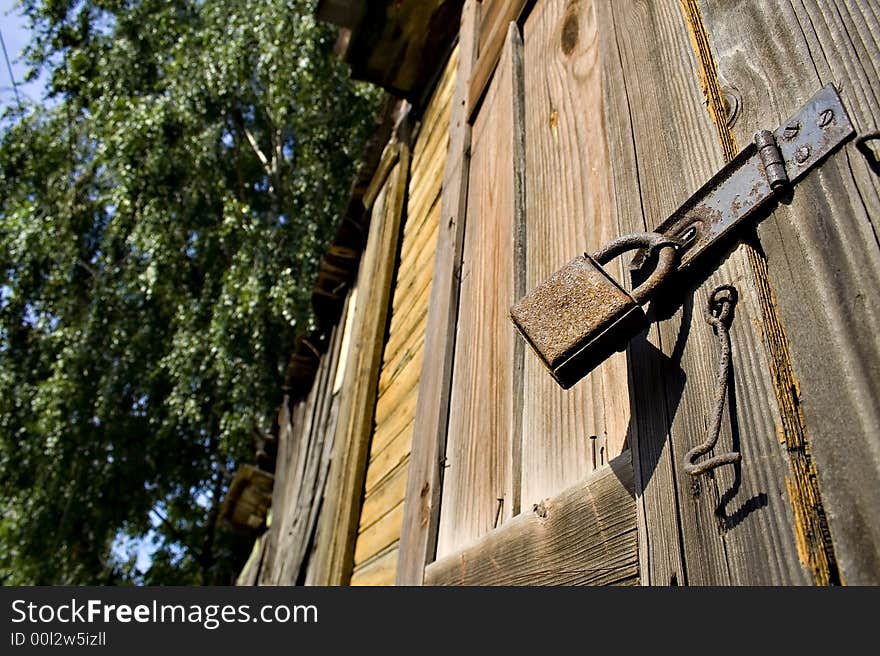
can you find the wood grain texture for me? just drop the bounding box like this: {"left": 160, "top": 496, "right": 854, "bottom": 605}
{"left": 519, "top": 0, "right": 631, "bottom": 511}
{"left": 397, "top": 1, "right": 480, "bottom": 585}
{"left": 350, "top": 49, "right": 455, "bottom": 583}
{"left": 696, "top": 0, "right": 880, "bottom": 584}
{"left": 253, "top": 295, "right": 350, "bottom": 585}
{"left": 594, "top": 0, "right": 810, "bottom": 584}
{"left": 307, "top": 141, "right": 410, "bottom": 585}
{"left": 435, "top": 24, "right": 525, "bottom": 559}
{"left": 351, "top": 545, "right": 399, "bottom": 586}
{"left": 426, "top": 451, "right": 638, "bottom": 586}
{"left": 468, "top": 0, "right": 530, "bottom": 119}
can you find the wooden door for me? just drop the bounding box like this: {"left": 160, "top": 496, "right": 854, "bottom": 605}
{"left": 399, "top": 0, "right": 880, "bottom": 586}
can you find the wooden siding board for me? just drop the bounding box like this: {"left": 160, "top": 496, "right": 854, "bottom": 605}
{"left": 397, "top": 0, "right": 480, "bottom": 585}
{"left": 697, "top": 0, "right": 880, "bottom": 584}
{"left": 351, "top": 545, "right": 400, "bottom": 586}
{"left": 426, "top": 451, "right": 638, "bottom": 586}
{"left": 467, "top": 0, "right": 530, "bottom": 119}
{"left": 593, "top": 0, "right": 809, "bottom": 584}
{"left": 309, "top": 144, "right": 410, "bottom": 585}
{"left": 255, "top": 294, "right": 350, "bottom": 584}
{"left": 519, "top": 0, "right": 631, "bottom": 511}
{"left": 351, "top": 48, "right": 455, "bottom": 579}
{"left": 436, "top": 24, "right": 525, "bottom": 558}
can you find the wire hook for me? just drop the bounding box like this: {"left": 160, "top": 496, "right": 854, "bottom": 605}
{"left": 683, "top": 284, "right": 743, "bottom": 477}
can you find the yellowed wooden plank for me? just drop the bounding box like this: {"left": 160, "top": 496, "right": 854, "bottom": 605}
{"left": 354, "top": 501, "right": 406, "bottom": 566}
{"left": 378, "top": 332, "right": 425, "bottom": 397}
{"left": 359, "top": 460, "right": 409, "bottom": 529}
{"left": 410, "top": 123, "right": 451, "bottom": 194}
{"left": 350, "top": 545, "right": 399, "bottom": 586}
{"left": 392, "top": 223, "right": 440, "bottom": 311}
{"left": 366, "top": 432, "right": 412, "bottom": 492}
{"left": 412, "top": 100, "right": 453, "bottom": 174}
{"left": 395, "top": 204, "right": 441, "bottom": 283}
{"left": 370, "top": 406, "right": 416, "bottom": 465}
{"left": 383, "top": 279, "right": 433, "bottom": 357}
{"left": 376, "top": 345, "right": 424, "bottom": 414}
{"left": 373, "top": 381, "right": 420, "bottom": 445}
{"left": 403, "top": 190, "right": 442, "bottom": 252}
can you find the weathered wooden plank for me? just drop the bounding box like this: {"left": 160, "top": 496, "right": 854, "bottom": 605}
{"left": 256, "top": 300, "right": 349, "bottom": 584}
{"left": 365, "top": 433, "right": 411, "bottom": 492}
{"left": 519, "top": 0, "right": 631, "bottom": 512}
{"left": 308, "top": 139, "right": 410, "bottom": 585}
{"left": 360, "top": 461, "right": 410, "bottom": 527}
{"left": 354, "top": 501, "right": 406, "bottom": 566}
{"left": 426, "top": 451, "right": 638, "bottom": 586}
{"left": 236, "top": 534, "right": 266, "bottom": 586}
{"left": 370, "top": 416, "right": 415, "bottom": 469}
{"left": 350, "top": 48, "right": 452, "bottom": 579}
{"left": 435, "top": 24, "right": 525, "bottom": 559}
{"left": 351, "top": 544, "right": 399, "bottom": 586}
{"left": 467, "top": 0, "right": 530, "bottom": 119}
{"left": 696, "top": 0, "right": 880, "bottom": 584}
{"left": 438, "top": 25, "right": 522, "bottom": 556}
{"left": 593, "top": 0, "right": 810, "bottom": 585}
{"left": 397, "top": 1, "right": 480, "bottom": 585}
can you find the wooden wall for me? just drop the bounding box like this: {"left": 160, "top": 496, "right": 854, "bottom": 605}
{"left": 400, "top": 0, "right": 880, "bottom": 586}
{"left": 350, "top": 50, "right": 457, "bottom": 585}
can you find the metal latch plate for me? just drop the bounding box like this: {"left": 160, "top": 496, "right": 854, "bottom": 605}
{"left": 632, "top": 84, "right": 854, "bottom": 275}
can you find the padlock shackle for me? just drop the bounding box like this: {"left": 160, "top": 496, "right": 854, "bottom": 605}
{"left": 592, "top": 232, "right": 678, "bottom": 304}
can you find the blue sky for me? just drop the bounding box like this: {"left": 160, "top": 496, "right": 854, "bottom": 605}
{"left": 1, "top": 0, "right": 47, "bottom": 111}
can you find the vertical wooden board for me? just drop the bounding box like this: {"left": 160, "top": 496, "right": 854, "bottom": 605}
{"left": 519, "top": 0, "right": 631, "bottom": 510}
{"left": 594, "top": 0, "right": 809, "bottom": 584}
{"left": 254, "top": 299, "right": 350, "bottom": 585}
{"left": 351, "top": 47, "right": 454, "bottom": 582}
{"left": 697, "top": 0, "right": 880, "bottom": 584}
{"left": 397, "top": 1, "right": 479, "bottom": 585}
{"left": 308, "top": 144, "right": 410, "bottom": 585}
{"left": 436, "top": 27, "right": 523, "bottom": 559}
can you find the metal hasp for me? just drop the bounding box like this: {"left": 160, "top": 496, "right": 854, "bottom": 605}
{"left": 631, "top": 83, "right": 855, "bottom": 275}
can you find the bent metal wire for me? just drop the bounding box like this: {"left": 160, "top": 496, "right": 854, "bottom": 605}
{"left": 683, "top": 285, "right": 742, "bottom": 477}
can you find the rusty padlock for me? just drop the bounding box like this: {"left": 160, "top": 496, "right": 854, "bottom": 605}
{"left": 510, "top": 232, "right": 679, "bottom": 389}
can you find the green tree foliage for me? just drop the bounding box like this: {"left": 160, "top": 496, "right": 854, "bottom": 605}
{"left": 0, "top": 0, "right": 380, "bottom": 584}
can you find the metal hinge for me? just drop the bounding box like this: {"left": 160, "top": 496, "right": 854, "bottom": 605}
{"left": 631, "top": 83, "right": 854, "bottom": 275}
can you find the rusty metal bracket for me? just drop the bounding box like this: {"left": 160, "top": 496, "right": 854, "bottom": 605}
{"left": 631, "top": 84, "right": 854, "bottom": 276}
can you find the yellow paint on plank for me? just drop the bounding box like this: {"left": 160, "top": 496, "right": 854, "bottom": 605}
{"left": 353, "top": 501, "right": 406, "bottom": 566}
{"left": 359, "top": 461, "right": 409, "bottom": 530}
{"left": 350, "top": 545, "right": 399, "bottom": 586}
{"left": 365, "top": 433, "right": 412, "bottom": 492}
{"left": 350, "top": 46, "right": 455, "bottom": 573}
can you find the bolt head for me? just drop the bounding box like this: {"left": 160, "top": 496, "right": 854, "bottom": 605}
{"left": 818, "top": 109, "right": 834, "bottom": 127}
{"left": 795, "top": 145, "right": 812, "bottom": 164}
{"left": 782, "top": 122, "right": 801, "bottom": 140}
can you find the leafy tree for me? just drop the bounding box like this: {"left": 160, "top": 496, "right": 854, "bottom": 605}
{"left": 0, "top": 0, "right": 380, "bottom": 584}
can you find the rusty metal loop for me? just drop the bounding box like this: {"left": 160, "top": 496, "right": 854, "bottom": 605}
{"left": 683, "top": 284, "right": 743, "bottom": 477}
{"left": 856, "top": 130, "right": 880, "bottom": 174}
{"left": 591, "top": 232, "right": 680, "bottom": 304}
